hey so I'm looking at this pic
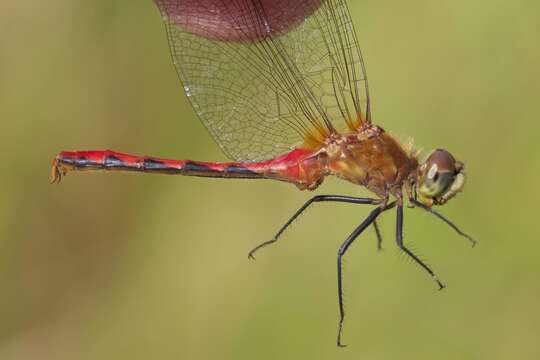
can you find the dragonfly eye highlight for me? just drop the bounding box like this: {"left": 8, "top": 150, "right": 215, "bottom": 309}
{"left": 417, "top": 149, "right": 465, "bottom": 205}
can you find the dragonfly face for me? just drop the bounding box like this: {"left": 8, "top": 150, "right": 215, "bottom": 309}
{"left": 416, "top": 149, "right": 466, "bottom": 206}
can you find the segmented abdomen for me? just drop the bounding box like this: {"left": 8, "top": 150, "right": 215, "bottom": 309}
{"left": 52, "top": 149, "right": 326, "bottom": 190}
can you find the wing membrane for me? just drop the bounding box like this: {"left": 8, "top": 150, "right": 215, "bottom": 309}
{"left": 155, "top": 0, "right": 370, "bottom": 161}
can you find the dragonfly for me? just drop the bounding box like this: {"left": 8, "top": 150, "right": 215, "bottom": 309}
{"left": 52, "top": 0, "right": 476, "bottom": 346}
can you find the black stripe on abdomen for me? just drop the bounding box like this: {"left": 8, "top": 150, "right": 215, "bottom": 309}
{"left": 183, "top": 162, "right": 260, "bottom": 178}
{"left": 143, "top": 159, "right": 179, "bottom": 174}
{"left": 61, "top": 156, "right": 101, "bottom": 169}
{"left": 183, "top": 161, "right": 219, "bottom": 174}
{"left": 105, "top": 155, "right": 132, "bottom": 170}
{"left": 224, "top": 165, "right": 260, "bottom": 178}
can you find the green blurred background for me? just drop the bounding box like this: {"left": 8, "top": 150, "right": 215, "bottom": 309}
{"left": 1, "top": 0, "right": 539, "bottom": 358}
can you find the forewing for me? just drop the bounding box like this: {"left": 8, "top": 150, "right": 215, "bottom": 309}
{"left": 155, "top": 0, "right": 370, "bottom": 161}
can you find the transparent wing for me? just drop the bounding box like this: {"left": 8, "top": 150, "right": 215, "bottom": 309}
{"left": 155, "top": 0, "right": 370, "bottom": 161}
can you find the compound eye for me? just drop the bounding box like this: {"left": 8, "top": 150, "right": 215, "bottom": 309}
{"left": 418, "top": 149, "right": 457, "bottom": 198}
{"left": 422, "top": 163, "right": 454, "bottom": 197}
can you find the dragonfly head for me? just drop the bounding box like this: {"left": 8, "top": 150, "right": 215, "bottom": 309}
{"left": 415, "top": 149, "right": 466, "bottom": 206}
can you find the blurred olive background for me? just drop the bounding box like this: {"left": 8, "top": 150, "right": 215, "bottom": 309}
{"left": 1, "top": 0, "right": 539, "bottom": 359}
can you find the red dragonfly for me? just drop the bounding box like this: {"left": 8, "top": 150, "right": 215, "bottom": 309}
{"left": 52, "top": 0, "right": 475, "bottom": 346}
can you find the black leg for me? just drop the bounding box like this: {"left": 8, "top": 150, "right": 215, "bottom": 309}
{"left": 396, "top": 204, "right": 445, "bottom": 290}
{"left": 248, "top": 195, "right": 379, "bottom": 259}
{"left": 336, "top": 202, "right": 396, "bottom": 347}
{"left": 409, "top": 199, "right": 477, "bottom": 247}
{"left": 373, "top": 219, "right": 383, "bottom": 250}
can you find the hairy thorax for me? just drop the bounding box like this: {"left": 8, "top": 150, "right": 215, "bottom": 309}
{"left": 324, "top": 126, "right": 418, "bottom": 198}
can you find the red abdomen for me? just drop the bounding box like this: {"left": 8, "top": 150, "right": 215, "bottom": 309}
{"left": 52, "top": 148, "right": 327, "bottom": 190}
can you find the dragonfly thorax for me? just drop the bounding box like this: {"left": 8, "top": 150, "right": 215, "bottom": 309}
{"left": 324, "top": 126, "right": 418, "bottom": 199}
